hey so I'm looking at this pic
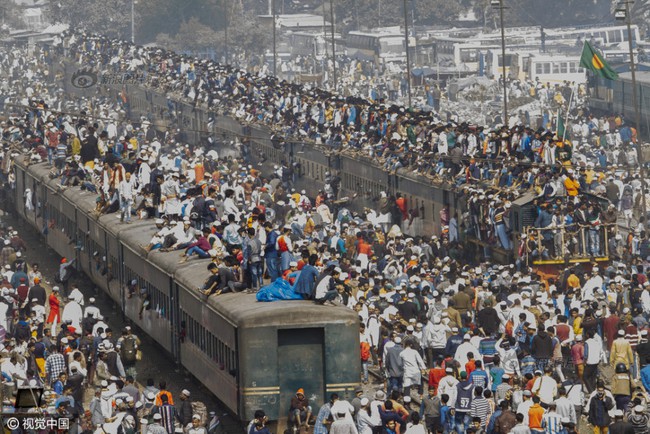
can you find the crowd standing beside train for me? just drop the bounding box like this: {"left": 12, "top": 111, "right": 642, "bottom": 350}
{"left": 0, "top": 227, "right": 224, "bottom": 434}
{"left": 2, "top": 30, "right": 650, "bottom": 434}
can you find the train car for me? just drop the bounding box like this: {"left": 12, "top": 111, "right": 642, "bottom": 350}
{"left": 13, "top": 159, "right": 361, "bottom": 431}
{"left": 526, "top": 53, "right": 587, "bottom": 84}
{"left": 174, "top": 265, "right": 360, "bottom": 423}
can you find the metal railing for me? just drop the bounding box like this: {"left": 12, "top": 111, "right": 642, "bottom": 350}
{"left": 523, "top": 223, "right": 618, "bottom": 264}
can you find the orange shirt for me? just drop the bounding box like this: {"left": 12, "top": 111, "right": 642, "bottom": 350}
{"left": 465, "top": 360, "right": 476, "bottom": 377}
{"left": 428, "top": 367, "right": 446, "bottom": 393}
{"left": 357, "top": 241, "right": 373, "bottom": 256}
{"left": 528, "top": 403, "right": 544, "bottom": 429}
{"left": 155, "top": 390, "right": 174, "bottom": 406}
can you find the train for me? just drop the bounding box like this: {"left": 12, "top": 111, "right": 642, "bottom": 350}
{"left": 11, "top": 158, "right": 361, "bottom": 429}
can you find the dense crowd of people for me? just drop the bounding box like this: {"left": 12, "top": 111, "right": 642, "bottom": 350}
{"left": 1, "top": 27, "right": 650, "bottom": 434}
{"left": 0, "top": 227, "right": 223, "bottom": 434}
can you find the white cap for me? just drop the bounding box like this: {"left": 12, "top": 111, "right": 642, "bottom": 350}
{"left": 153, "top": 413, "right": 162, "bottom": 420}
{"left": 463, "top": 333, "right": 470, "bottom": 340}
{"left": 575, "top": 335, "right": 582, "bottom": 341}
{"left": 182, "top": 389, "right": 190, "bottom": 396}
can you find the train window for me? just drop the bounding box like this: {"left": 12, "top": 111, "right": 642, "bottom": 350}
{"left": 560, "top": 63, "right": 568, "bottom": 74}
{"left": 552, "top": 63, "right": 560, "bottom": 74}
{"left": 568, "top": 62, "right": 577, "bottom": 73}
{"left": 535, "top": 63, "right": 543, "bottom": 74}
{"left": 609, "top": 30, "right": 622, "bottom": 43}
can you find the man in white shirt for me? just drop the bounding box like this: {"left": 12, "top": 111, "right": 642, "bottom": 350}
{"left": 400, "top": 341, "right": 426, "bottom": 398}
{"left": 584, "top": 331, "right": 603, "bottom": 394}
{"left": 454, "top": 334, "right": 482, "bottom": 368}
{"left": 531, "top": 367, "right": 558, "bottom": 406}
{"left": 422, "top": 316, "right": 450, "bottom": 368}
{"left": 118, "top": 172, "right": 136, "bottom": 223}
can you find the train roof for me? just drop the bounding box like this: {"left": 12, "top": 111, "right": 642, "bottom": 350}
{"left": 174, "top": 261, "right": 359, "bottom": 328}
{"left": 21, "top": 161, "right": 358, "bottom": 329}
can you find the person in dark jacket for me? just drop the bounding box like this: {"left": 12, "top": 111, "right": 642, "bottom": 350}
{"left": 27, "top": 278, "right": 47, "bottom": 306}
{"left": 493, "top": 404, "right": 517, "bottom": 433}
{"left": 476, "top": 299, "right": 500, "bottom": 335}
{"left": 66, "top": 365, "right": 85, "bottom": 416}
{"left": 176, "top": 389, "right": 193, "bottom": 427}
{"left": 588, "top": 382, "right": 615, "bottom": 431}
{"left": 80, "top": 128, "right": 100, "bottom": 164}
{"left": 530, "top": 327, "right": 554, "bottom": 371}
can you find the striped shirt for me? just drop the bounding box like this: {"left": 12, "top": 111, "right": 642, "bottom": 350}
{"left": 542, "top": 411, "right": 563, "bottom": 434}
{"left": 55, "top": 142, "right": 68, "bottom": 159}
{"left": 470, "top": 396, "right": 491, "bottom": 427}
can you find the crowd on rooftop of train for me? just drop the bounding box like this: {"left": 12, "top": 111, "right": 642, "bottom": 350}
{"left": 3, "top": 29, "right": 650, "bottom": 434}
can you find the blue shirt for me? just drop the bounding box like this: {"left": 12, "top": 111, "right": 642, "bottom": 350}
{"left": 469, "top": 369, "right": 489, "bottom": 389}
{"left": 641, "top": 365, "right": 650, "bottom": 393}
{"left": 293, "top": 265, "right": 319, "bottom": 296}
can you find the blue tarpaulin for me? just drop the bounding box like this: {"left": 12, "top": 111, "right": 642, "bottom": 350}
{"left": 256, "top": 278, "right": 304, "bottom": 302}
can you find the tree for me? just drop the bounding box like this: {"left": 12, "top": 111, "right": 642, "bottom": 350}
{"left": 49, "top": 0, "right": 131, "bottom": 39}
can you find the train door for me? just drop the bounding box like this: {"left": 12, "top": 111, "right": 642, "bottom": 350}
{"left": 277, "top": 328, "right": 325, "bottom": 422}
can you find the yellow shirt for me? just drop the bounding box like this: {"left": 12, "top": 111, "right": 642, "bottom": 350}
{"left": 564, "top": 178, "right": 580, "bottom": 197}
{"left": 573, "top": 316, "right": 583, "bottom": 336}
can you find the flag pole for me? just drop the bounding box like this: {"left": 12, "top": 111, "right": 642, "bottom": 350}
{"left": 562, "top": 86, "right": 574, "bottom": 142}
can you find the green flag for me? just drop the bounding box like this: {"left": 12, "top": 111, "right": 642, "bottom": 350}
{"left": 580, "top": 41, "right": 618, "bottom": 80}
{"left": 556, "top": 110, "right": 565, "bottom": 139}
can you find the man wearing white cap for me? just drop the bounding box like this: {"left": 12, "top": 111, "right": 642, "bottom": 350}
{"left": 61, "top": 293, "right": 83, "bottom": 332}
{"left": 385, "top": 336, "right": 404, "bottom": 393}
{"left": 610, "top": 329, "right": 634, "bottom": 372}
{"left": 454, "top": 333, "right": 482, "bottom": 369}
{"left": 187, "top": 414, "right": 207, "bottom": 434}
{"left": 422, "top": 316, "right": 450, "bottom": 368}
{"left": 437, "top": 368, "right": 459, "bottom": 408}
{"left": 148, "top": 413, "right": 167, "bottom": 434}
{"left": 177, "top": 389, "right": 193, "bottom": 428}
{"left": 400, "top": 339, "right": 426, "bottom": 398}
{"left": 84, "top": 298, "right": 101, "bottom": 319}
{"left": 609, "top": 408, "right": 634, "bottom": 433}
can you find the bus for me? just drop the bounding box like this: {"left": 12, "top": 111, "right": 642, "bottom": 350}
{"left": 289, "top": 32, "right": 329, "bottom": 59}
{"left": 345, "top": 28, "right": 407, "bottom": 64}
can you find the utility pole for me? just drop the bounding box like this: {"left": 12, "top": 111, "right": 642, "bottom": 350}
{"left": 617, "top": 0, "right": 647, "bottom": 216}
{"left": 492, "top": 0, "right": 508, "bottom": 127}
{"left": 224, "top": 2, "right": 229, "bottom": 64}
{"left": 272, "top": 0, "right": 277, "bottom": 77}
{"left": 330, "top": 0, "right": 337, "bottom": 91}
{"left": 403, "top": 0, "right": 412, "bottom": 107}
{"left": 131, "top": 0, "right": 137, "bottom": 44}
